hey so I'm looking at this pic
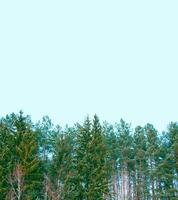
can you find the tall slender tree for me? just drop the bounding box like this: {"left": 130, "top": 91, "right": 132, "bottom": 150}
{"left": 116, "top": 119, "right": 133, "bottom": 200}
{"left": 133, "top": 126, "right": 148, "bottom": 200}
{"left": 145, "top": 123, "right": 160, "bottom": 200}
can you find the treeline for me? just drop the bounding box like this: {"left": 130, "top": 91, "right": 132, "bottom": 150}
{"left": 0, "top": 112, "right": 177, "bottom": 200}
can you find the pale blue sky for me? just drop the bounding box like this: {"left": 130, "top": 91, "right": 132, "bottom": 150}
{"left": 0, "top": 1, "right": 178, "bottom": 131}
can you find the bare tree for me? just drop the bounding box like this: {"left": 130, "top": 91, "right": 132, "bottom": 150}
{"left": 45, "top": 175, "right": 61, "bottom": 200}
{"left": 8, "top": 164, "right": 24, "bottom": 200}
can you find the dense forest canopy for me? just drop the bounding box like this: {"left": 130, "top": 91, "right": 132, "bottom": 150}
{"left": 0, "top": 111, "right": 177, "bottom": 200}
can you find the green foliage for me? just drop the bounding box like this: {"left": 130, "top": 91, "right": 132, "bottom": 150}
{"left": 0, "top": 112, "right": 178, "bottom": 199}
{"left": 0, "top": 112, "right": 43, "bottom": 199}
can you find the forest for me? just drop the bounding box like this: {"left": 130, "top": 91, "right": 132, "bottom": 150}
{"left": 0, "top": 111, "right": 177, "bottom": 200}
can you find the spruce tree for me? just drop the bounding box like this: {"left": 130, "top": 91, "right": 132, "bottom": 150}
{"left": 75, "top": 116, "right": 92, "bottom": 199}
{"left": 75, "top": 115, "right": 109, "bottom": 200}
{"left": 5, "top": 112, "right": 43, "bottom": 199}
{"left": 87, "top": 115, "right": 109, "bottom": 200}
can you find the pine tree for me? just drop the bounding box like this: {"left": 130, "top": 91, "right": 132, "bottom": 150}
{"left": 158, "top": 122, "right": 178, "bottom": 199}
{"left": 116, "top": 119, "right": 133, "bottom": 200}
{"left": 103, "top": 122, "right": 119, "bottom": 200}
{"left": 50, "top": 126, "right": 76, "bottom": 200}
{"left": 35, "top": 116, "right": 59, "bottom": 200}
{"left": 145, "top": 123, "right": 160, "bottom": 200}
{"left": 35, "top": 116, "right": 57, "bottom": 161}
{"left": 133, "top": 126, "right": 148, "bottom": 200}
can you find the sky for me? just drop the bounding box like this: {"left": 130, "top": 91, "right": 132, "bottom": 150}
{"left": 0, "top": 1, "right": 178, "bottom": 132}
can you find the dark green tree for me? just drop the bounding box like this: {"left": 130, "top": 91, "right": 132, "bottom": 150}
{"left": 75, "top": 115, "right": 109, "bottom": 200}
{"left": 2, "top": 112, "right": 43, "bottom": 199}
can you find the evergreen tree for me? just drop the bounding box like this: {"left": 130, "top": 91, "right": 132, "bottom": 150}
{"left": 35, "top": 116, "right": 57, "bottom": 161}
{"left": 145, "top": 123, "right": 160, "bottom": 200}
{"left": 133, "top": 126, "right": 148, "bottom": 200}
{"left": 116, "top": 119, "right": 133, "bottom": 200}
{"left": 75, "top": 116, "right": 92, "bottom": 199}
{"left": 3, "top": 112, "right": 43, "bottom": 199}
{"left": 158, "top": 122, "right": 178, "bottom": 199}
{"left": 0, "top": 120, "right": 14, "bottom": 199}
{"left": 75, "top": 115, "right": 109, "bottom": 200}
{"left": 50, "top": 126, "right": 76, "bottom": 200}
{"left": 103, "top": 122, "right": 119, "bottom": 200}
{"left": 1, "top": 111, "right": 178, "bottom": 199}
{"left": 87, "top": 115, "right": 109, "bottom": 199}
